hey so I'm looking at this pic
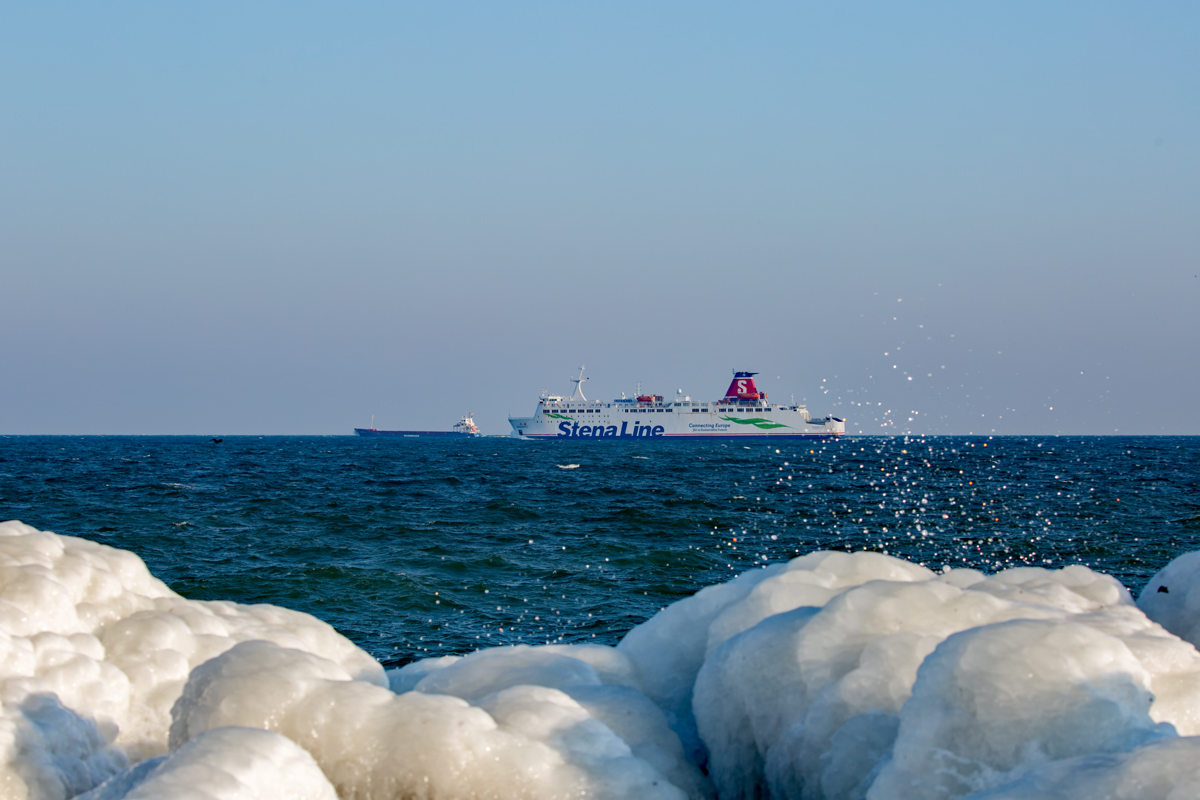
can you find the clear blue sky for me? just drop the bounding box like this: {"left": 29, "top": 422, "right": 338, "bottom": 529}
{"left": 3, "top": 2, "right": 1198, "bottom": 435}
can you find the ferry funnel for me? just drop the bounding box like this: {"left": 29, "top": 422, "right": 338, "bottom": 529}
{"left": 725, "top": 371, "right": 766, "bottom": 400}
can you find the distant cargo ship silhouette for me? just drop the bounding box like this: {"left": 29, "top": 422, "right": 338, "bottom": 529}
{"left": 354, "top": 412, "right": 481, "bottom": 438}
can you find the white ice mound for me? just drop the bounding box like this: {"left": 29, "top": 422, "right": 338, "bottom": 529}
{"left": 0, "top": 520, "right": 380, "bottom": 798}
{"left": 171, "top": 640, "right": 695, "bottom": 800}
{"left": 1138, "top": 550, "right": 1200, "bottom": 647}
{"left": 868, "top": 618, "right": 1173, "bottom": 800}
{"left": 961, "top": 735, "right": 1200, "bottom": 799}
{"left": 627, "top": 549, "right": 1200, "bottom": 800}
{"left": 387, "top": 643, "right": 711, "bottom": 799}
{"left": 617, "top": 550, "right": 934, "bottom": 763}
{"left": 76, "top": 726, "right": 337, "bottom": 800}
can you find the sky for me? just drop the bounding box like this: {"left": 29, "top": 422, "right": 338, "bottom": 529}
{"left": 2, "top": 2, "right": 1198, "bottom": 436}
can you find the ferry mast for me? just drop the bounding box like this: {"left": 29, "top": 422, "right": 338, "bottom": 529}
{"left": 569, "top": 366, "right": 589, "bottom": 401}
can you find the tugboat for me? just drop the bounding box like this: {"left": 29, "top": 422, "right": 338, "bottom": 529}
{"left": 354, "top": 412, "right": 482, "bottom": 438}
{"left": 509, "top": 368, "right": 845, "bottom": 439}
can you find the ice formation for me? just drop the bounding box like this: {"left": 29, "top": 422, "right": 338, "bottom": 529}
{"left": 6, "top": 518, "right": 1200, "bottom": 800}
{"left": 76, "top": 727, "right": 338, "bottom": 800}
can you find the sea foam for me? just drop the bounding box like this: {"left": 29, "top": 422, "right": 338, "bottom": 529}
{"left": 5, "top": 519, "right": 1200, "bottom": 799}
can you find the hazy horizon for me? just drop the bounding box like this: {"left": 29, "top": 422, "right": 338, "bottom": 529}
{"left": 4, "top": 3, "right": 1198, "bottom": 437}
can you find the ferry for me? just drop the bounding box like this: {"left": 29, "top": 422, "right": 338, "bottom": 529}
{"left": 354, "top": 413, "right": 482, "bottom": 438}
{"left": 509, "top": 369, "right": 845, "bottom": 439}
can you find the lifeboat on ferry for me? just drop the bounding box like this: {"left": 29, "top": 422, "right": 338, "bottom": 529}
{"left": 636, "top": 394, "right": 664, "bottom": 403}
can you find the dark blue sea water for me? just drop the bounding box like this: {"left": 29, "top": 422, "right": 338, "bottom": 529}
{"left": 2, "top": 436, "right": 1198, "bottom": 666}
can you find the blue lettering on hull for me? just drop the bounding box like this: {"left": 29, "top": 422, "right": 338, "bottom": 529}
{"left": 557, "top": 420, "right": 665, "bottom": 438}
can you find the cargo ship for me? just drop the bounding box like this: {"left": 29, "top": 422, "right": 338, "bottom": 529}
{"left": 354, "top": 413, "right": 481, "bottom": 438}
{"left": 508, "top": 369, "right": 844, "bottom": 439}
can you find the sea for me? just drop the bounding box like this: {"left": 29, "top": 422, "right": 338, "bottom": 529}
{"left": 2, "top": 435, "right": 1198, "bottom": 668}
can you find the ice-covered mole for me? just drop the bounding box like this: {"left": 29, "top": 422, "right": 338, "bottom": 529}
{"left": 9, "top": 518, "right": 1200, "bottom": 800}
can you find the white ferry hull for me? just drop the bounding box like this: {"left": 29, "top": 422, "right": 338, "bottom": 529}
{"left": 509, "top": 371, "right": 844, "bottom": 440}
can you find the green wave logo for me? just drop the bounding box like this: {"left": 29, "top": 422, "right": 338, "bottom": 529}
{"left": 719, "top": 416, "right": 791, "bottom": 430}
{"left": 545, "top": 413, "right": 575, "bottom": 420}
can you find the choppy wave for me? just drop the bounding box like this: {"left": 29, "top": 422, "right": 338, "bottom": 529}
{"left": 7, "top": 520, "right": 1200, "bottom": 800}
